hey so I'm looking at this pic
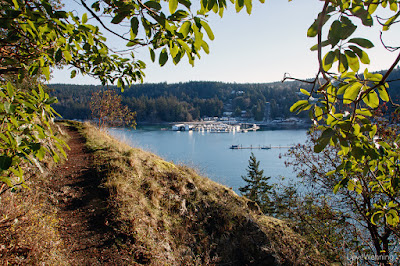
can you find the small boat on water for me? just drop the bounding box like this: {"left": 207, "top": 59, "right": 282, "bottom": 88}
{"left": 229, "top": 145, "right": 271, "bottom": 150}
{"left": 229, "top": 145, "right": 240, "bottom": 149}
{"left": 261, "top": 146, "right": 271, "bottom": 150}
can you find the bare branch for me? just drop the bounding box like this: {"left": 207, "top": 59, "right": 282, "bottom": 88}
{"left": 379, "top": 32, "right": 400, "bottom": 52}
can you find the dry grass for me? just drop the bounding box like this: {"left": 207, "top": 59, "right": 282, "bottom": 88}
{"left": 0, "top": 125, "right": 70, "bottom": 265}
{"left": 79, "top": 122, "right": 330, "bottom": 265}
{"left": 0, "top": 185, "right": 68, "bottom": 265}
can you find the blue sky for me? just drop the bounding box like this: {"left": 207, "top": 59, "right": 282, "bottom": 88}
{"left": 50, "top": 0, "right": 399, "bottom": 85}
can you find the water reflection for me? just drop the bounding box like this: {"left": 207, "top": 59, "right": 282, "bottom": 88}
{"left": 108, "top": 128, "right": 307, "bottom": 194}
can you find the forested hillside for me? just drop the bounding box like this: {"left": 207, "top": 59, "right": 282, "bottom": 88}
{"left": 49, "top": 67, "right": 400, "bottom": 123}
{"left": 49, "top": 81, "right": 310, "bottom": 122}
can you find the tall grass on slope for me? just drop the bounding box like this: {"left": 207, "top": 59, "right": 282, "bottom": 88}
{"left": 79, "top": 122, "right": 329, "bottom": 265}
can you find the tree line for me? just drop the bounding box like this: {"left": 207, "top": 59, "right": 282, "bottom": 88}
{"left": 49, "top": 81, "right": 312, "bottom": 122}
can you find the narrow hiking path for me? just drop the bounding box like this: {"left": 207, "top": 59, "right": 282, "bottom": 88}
{"left": 49, "top": 125, "right": 129, "bottom": 265}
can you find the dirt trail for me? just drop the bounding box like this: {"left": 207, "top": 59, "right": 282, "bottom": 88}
{"left": 49, "top": 125, "right": 126, "bottom": 265}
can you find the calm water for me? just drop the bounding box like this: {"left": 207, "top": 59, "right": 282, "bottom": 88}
{"left": 108, "top": 127, "right": 308, "bottom": 193}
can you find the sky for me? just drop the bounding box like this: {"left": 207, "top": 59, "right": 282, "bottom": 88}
{"left": 50, "top": 0, "right": 399, "bottom": 85}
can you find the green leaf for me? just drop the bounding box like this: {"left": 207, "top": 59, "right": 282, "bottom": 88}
{"left": 348, "top": 38, "right": 374, "bottom": 48}
{"left": 177, "top": 39, "right": 191, "bottom": 53}
{"left": 207, "top": 0, "right": 216, "bottom": 11}
{"left": 310, "top": 40, "right": 330, "bottom": 51}
{"left": 383, "top": 12, "right": 400, "bottom": 31}
{"left": 117, "top": 78, "right": 124, "bottom": 88}
{"left": 193, "top": 24, "right": 203, "bottom": 50}
{"left": 333, "top": 182, "right": 342, "bottom": 194}
{"left": 349, "top": 45, "right": 370, "bottom": 64}
{"left": 131, "top": 17, "right": 139, "bottom": 38}
{"left": 371, "top": 211, "right": 384, "bottom": 225}
{"left": 235, "top": 0, "right": 244, "bottom": 12}
{"left": 126, "top": 41, "right": 137, "bottom": 47}
{"left": 111, "top": 14, "right": 125, "bottom": 24}
{"left": 326, "top": 169, "right": 336, "bottom": 176}
{"left": 63, "top": 50, "right": 72, "bottom": 62}
{"left": 172, "top": 51, "right": 182, "bottom": 65}
{"left": 378, "top": 85, "right": 389, "bottom": 102}
{"left": 200, "top": 21, "right": 214, "bottom": 40}
{"left": 159, "top": 48, "right": 168, "bottom": 66}
{"left": 339, "top": 16, "right": 357, "bottom": 40}
{"left": 201, "top": 41, "right": 209, "bottom": 54}
{"left": 390, "top": 1, "right": 398, "bottom": 12}
{"left": 82, "top": 13, "right": 88, "bottom": 24}
{"left": 91, "top": 1, "right": 100, "bottom": 11}
{"left": 244, "top": 0, "right": 252, "bottom": 14}
{"left": 44, "top": 97, "right": 58, "bottom": 105}
{"left": 7, "top": 82, "right": 14, "bottom": 96}
{"left": 314, "top": 106, "right": 323, "bottom": 119}
{"left": 307, "top": 21, "right": 318, "bottom": 38}
{"left": 339, "top": 52, "right": 349, "bottom": 73}
{"left": 70, "top": 70, "right": 77, "bottom": 78}
{"left": 11, "top": 0, "right": 20, "bottom": 9}
{"left": 314, "top": 136, "right": 330, "bottom": 153}
{"left": 300, "top": 88, "right": 310, "bottom": 96}
{"left": 367, "top": 1, "right": 379, "bottom": 14}
{"left": 54, "top": 142, "right": 67, "bottom": 159}
{"left": 149, "top": 48, "right": 155, "bottom": 62}
{"left": 170, "top": 41, "right": 179, "bottom": 58}
{"left": 4, "top": 102, "right": 16, "bottom": 114}
{"left": 55, "top": 48, "right": 63, "bottom": 63}
{"left": 343, "top": 82, "right": 362, "bottom": 104}
{"left": 169, "top": 0, "right": 178, "bottom": 14}
{"left": 328, "top": 20, "right": 342, "bottom": 46}
{"left": 307, "top": 14, "right": 331, "bottom": 38}
{"left": 171, "top": 10, "right": 189, "bottom": 20}
{"left": 356, "top": 108, "right": 372, "bottom": 117}
{"left": 145, "top": 1, "right": 162, "bottom": 10}
{"left": 348, "top": 179, "right": 355, "bottom": 191}
{"left": 42, "top": 65, "right": 50, "bottom": 80}
{"left": 351, "top": 5, "right": 373, "bottom": 26}
{"left": 0, "top": 156, "right": 12, "bottom": 170}
{"left": 344, "top": 50, "right": 360, "bottom": 72}
{"left": 178, "top": 0, "right": 191, "bottom": 9}
{"left": 323, "top": 51, "right": 336, "bottom": 71}
{"left": 362, "top": 90, "right": 379, "bottom": 108}
{"left": 290, "top": 100, "right": 309, "bottom": 113}
{"left": 179, "top": 21, "right": 191, "bottom": 37}
{"left": 35, "top": 146, "right": 46, "bottom": 160}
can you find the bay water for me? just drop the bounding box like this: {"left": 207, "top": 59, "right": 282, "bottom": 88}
{"left": 108, "top": 127, "right": 308, "bottom": 194}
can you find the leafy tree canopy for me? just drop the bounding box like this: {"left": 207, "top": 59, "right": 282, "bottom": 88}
{"left": 289, "top": 0, "right": 400, "bottom": 264}
{"left": 0, "top": 0, "right": 263, "bottom": 191}
{"left": 0, "top": 0, "right": 262, "bottom": 88}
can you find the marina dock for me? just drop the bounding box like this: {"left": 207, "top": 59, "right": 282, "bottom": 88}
{"left": 172, "top": 122, "right": 259, "bottom": 133}
{"left": 229, "top": 145, "right": 293, "bottom": 150}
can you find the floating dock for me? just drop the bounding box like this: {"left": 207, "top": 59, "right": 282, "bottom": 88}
{"left": 171, "top": 122, "right": 259, "bottom": 133}
{"left": 229, "top": 145, "right": 293, "bottom": 150}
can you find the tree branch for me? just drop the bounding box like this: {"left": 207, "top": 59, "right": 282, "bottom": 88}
{"left": 79, "top": 0, "right": 131, "bottom": 42}
{"left": 0, "top": 67, "right": 22, "bottom": 75}
{"left": 318, "top": 0, "right": 331, "bottom": 81}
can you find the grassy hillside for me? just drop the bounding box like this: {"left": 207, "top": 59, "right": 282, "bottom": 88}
{"left": 0, "top": 121, "right": 329, "bottom": 265}
{"left": 79, "top": 122, "right": 328, "bottom": 265}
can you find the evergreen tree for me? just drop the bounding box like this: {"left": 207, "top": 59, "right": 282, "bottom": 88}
{"left": 239, "top": 153, "right": 273, "bottom": 213}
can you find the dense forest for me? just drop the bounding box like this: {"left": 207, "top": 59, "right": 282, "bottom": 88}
{"left": 49, "top": 67, "right": 400, "bottom": 123}
{"left": 49, "top": 80, "right": 310, "bottom": 122}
